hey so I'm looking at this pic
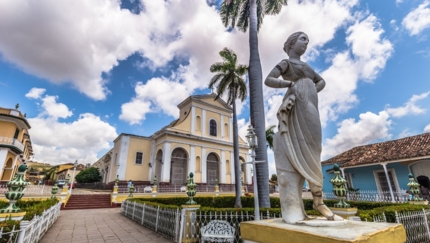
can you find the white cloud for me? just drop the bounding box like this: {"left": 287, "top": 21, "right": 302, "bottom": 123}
{"left": 322, "top": 111, "right": 392, "bottom": 158}
{"left": 402, "top": 1, "right": 430, "bottom": 36}
{"left": 385, "top": 91, "right": 430, "bottom": 117}
{"left": 26, "top": 90, "right": 118, "bottom": 165}
{"left": 25, "top": 88, "right": 46, "bottom": 99}
{"left": 425, "top": 124, "right": 430, "bottom": 132}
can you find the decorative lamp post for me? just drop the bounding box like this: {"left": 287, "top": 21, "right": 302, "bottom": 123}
{"left": 243, "top": 125, "right": 266, "bottom": 221}
{"left": 241, "top": 174, "right": 245, "bottom": 196}
{"left": 51, "top": 182, "right": 59, "bottom": 199}
{"left": 69, "top": 160, "right": 78, "bottom": 194}
{"left": 330, "top": 164, "right": 350, "bottom": 208}
{"left": 186, "top": 172, "right": 197, "bottom": 205}
{"left": 128, "top": 182, "right": 135, "bottom": 198}
{"left": 65, "top": 174, "right": 70, "bottom": 184}
{"left": 0, "top": 164, "right": 30, "bottom": 213}
{"left": 407, "top": 173, "right": 422, "bottom": 202}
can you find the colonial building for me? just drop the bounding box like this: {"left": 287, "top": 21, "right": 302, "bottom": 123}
{"left": 321, "top": 132, "right": 430, "bottom": 194}
{"left": 94, "top": 94, "right": 251, "bottom": 185}
{"left": 0, "top": 105, "right": 33, "bottom": 181}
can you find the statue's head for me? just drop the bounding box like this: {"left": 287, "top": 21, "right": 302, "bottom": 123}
{"left": 283, "top": 31, "right": 308, "bottom": 56}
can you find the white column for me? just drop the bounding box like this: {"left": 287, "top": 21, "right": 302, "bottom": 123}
{"left": 191, "top": 106, "right": 195, "bottom": 135}
{"left": 162, "top": 142, "right": 171, "bottom": 183}
{"left": 221, "top": 115, "right": 224, "bottom": 138}
{"left": 230, "top": 152, "right": 235, "bottom": 183}
{"left": 229, "top": 117, "right": 233, "bottom": 141}
{"left": 220, "top": 150, "right": 226, "bottom": 183}
{"left": 148, "top": 139, "right": 156, "bottom": 181}
{"left": 117, "top": 136, "right": 130, "bottom": 180}
{"left": 9, "top": 156, "right": 19, "bottom": 180}
{"left": 189, "top": 146, "right": 195, "bottom": 175}
{"left": 202, "top": 110, "right": 206, "bottom": 137}
{"left": 0, "top": 149, "right": 8, "bottom": 173}
{"left": 246, "top": 153, "right": 252, "bottom": 184}
{"left": 381, "top": 163, "right": 395, "bottom": 203}
{"left": 340, "top": 168, "right": 345, "bottom": 178}
{"left": 202, "top": 147, "right": 207, "bottom": 183}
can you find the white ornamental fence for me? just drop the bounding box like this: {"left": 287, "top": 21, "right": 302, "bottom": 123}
{"left": 0, "top": 185, "right": 53, "bottom": 195}
{"left": 0, "top": 201, "right": 62, "bottom": 243}
{"left": 369, "top": 209, "right": 430, "bottom": 243}
{"left": 323, "top": 190, "right": 409, "bottom": 203}
{"left": 121, "top": 200, "right": 281, "bottom": 243}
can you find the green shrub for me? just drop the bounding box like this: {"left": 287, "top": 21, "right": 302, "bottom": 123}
{"left": 0, "top": 219, "right": 20, "bottom": 243}
{"left": 357, "top": 204, "right": 430, "bottom": 222}
{"left": 16, "top": 198, "right": 59, "bottom": 221}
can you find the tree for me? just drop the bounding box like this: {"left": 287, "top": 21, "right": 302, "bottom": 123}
{"left": 209, "top": 47, "right": 248, "bottom": 208}
{"left": 75, "top": 167, "right": 102, "bottom": 183}
{"left": 266, "top": 125, "right": 276, "bottom": 149}
{"left": 270, "top": 173, "right": 277, "bottom": 184}
{"left": 220, "top": 0, "right": 288, "bottom": 208}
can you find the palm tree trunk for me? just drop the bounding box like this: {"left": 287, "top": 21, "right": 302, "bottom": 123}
{"left": 248, "top": 0, "right": 270, "bottom": 208}
{"left": 232, "top": 87, "right": 242, "bottom": 208}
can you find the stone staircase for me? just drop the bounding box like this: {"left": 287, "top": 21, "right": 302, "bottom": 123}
{"left": 61, "top": 194, "right": 116, "bottom": 210}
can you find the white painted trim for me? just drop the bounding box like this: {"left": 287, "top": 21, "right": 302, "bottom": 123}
{"left": 202, "top": 110, "right": 206, "bottom": 137}
{"left": 189, "top": 146, "right": 195, "bottom": 175}
{"left": 373, "top": 168, "right": 400, "bottom": 192}
{"left": 191, "top": 106, "right": 195, "bottom": 135}
{"left": 193, "top": 104, "right": 232, "bottom": 118}
{"left": 221, "top": 115, "right": 224, "bottom": 138}
{"left": 333, "top": 155, "right": 430, "bottom": 169}
{"left": 117, "top": 136, "right": 130, "bottom": 180}
{"left": 202, "top": 147, "right": 207, "bottom": 183}
{"left": 221, "top": 150, "right": 226, "bottom": 183}
{"left": 345, "top": 173, "right": 354, "bottom": 189}
{"left": 162, "top": 142, "right": 171, "bottom": 183}
{"left": 230, "top": 152, "right": 235, "bottom": 183}
{"left": 149, "top": 139, "right": 155, "bottom": 181}
{"left": 156, "top": 137, "right": 248, "bottom": 150}
{"left": 229, "top": 118, "right": 233, "bottom": 142}
{"left": 408, "top": 159, "right": 430, "bottom": 175}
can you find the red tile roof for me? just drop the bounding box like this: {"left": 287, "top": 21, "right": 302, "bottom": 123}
{"left": 322, "top": 132, "right": 430, "bottom": 167}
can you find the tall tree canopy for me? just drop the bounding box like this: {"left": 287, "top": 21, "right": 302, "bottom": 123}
{"left": 209, "top": 47, "right": 248, "bottom": 208}
{"left": 220, "top": 0, "right": 288, "bottom": 208}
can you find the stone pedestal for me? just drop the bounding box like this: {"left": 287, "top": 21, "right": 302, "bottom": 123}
{"left": 328, "top": 207, "right": 358, "bottom": 220}
{"left": 180, "top": 205, "right": 201, "bottom": 243}
{"left": 112, "top": 186, "right": 118, "bottom": 203}
{"left": 241, "top": 218, "right": 406, "bottom": 243}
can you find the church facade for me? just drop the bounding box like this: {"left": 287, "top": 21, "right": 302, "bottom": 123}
{"left": 93, "top": 94, "right": 251, "bottom": 185}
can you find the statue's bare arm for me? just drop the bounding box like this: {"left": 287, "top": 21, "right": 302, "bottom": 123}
{"left": 265, "top": 61, "right": 294, "bottom": 88}
{"left": 313, "top": 72, "right": 325, "bottom": 93}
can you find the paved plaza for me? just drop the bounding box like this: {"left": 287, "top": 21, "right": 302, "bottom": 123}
{"left": 40, "top": 208, "right": 171, "bottom": 243}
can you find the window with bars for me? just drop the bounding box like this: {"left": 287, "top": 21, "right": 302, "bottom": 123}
{"left": 209, "top": 120, "right": 217, "bottom": 136}
{"left": 376, "top": 170, "right": 397, "bottom": 191}
{"left": 135, "top": 152, "right": 143, "bottom": 164}
{"left": 207, "top": 153, "right": 219, "bottom": 185}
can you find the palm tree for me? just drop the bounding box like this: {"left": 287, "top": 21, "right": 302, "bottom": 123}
{"left": 220, "top": 0, "right": 288, "bottom": 208}
{"left": 266, "top": 125, "right": 276, "bottom": 149}
{"left": 209, "top": 47, "right": 248, "bottom": 208}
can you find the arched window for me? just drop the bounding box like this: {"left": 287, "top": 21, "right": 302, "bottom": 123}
{"left": 207, "top": 153, "right": 219, "bottom": 185}
{"left": 170, "top": 148, "right": 188, "bottom": 185}
{"left": 224, "top": 123, "right": 229, "bottom": 138}
{"left": 209, "top": 120, "right": 217, "bottom": 136}
{"left": 196, "top": 116, "right": 201, "bottom": 131}
{"left": 226, "top": 160, "right": 230, "bottom": 174}
{"left": 155, "top": 150, "right": 163, "bottom": 181}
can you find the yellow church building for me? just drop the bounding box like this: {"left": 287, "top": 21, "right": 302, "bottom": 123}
{"left": 0, "top": 105, "right": 33, "bottom": 181}
{"left": 94, "top": 94, "right": 251, "bottom": 186}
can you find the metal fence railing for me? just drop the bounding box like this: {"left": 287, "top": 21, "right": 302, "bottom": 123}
{"left": 0, "top": 201, "right": 62, "bottom": 243}
{"left": 121, "top": 200, "right": 281, "bottom": 243}
{"left": 118, "top": 184, "right": 276, "bottom": 194}
{"left": 0, "top": 184, "right": 53, "bottom": 195}
{"left": 323, "top": 190, "right": 409, "bottom": 203}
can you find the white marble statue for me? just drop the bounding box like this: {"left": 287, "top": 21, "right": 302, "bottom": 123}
{"left": 265, "top": 31, "right": 342, "bottom": 223}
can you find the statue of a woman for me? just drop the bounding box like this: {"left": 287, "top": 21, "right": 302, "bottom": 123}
{"left": 265, "top": 31, "right": 342, "bottom": 223}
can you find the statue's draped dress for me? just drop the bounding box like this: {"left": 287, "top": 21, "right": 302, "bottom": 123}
{"left": 275, "top": 59, "right": 323, "bottom": 188}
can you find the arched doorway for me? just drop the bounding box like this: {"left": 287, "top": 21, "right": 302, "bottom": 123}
{"left": 170, "top": 148, "right": 188, "bottom": 185}
{"left": 155, "top": 150, "right": 163, "bottom": 182}
{"left": 207, "top": 153, "right": 219, "bottom": 185}
{"left": 1, "top": 158, "right": 13, "bottom": 181}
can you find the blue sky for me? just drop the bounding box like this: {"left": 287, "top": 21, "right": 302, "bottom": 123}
{"left": 0, "top": 0, "right": 429, "bottom": 175}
